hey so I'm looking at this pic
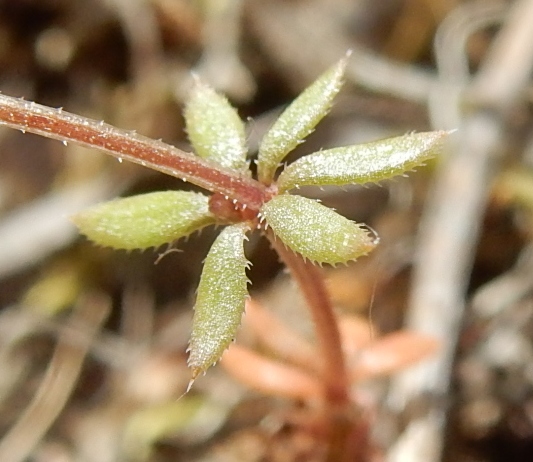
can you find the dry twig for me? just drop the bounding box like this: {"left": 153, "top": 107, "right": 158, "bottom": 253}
{"left": 0, "top": 293, "right": 110, "bottom": 462}
{"left": 388, "top": 1, "right": 533, "bottom": 460}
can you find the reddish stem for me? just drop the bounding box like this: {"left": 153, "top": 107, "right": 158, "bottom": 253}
{"left": 0, "top": 94, "right": 267, "bottom": 209}
{"left": 267, "top": 232, "right": 359, "bottom": 461}
{"left": 0, "top": 91, "right": 361, "bottom": 458}
{"left": 266, "top": 231, "right": 350, "bottom": 406}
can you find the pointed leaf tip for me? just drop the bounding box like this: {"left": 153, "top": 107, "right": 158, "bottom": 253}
{"left": 257, "top": 58, "right": 348, "bottom": 184}
{"left": 261, "top": 195, "right": 376, "bottom": 265}
{"left": 188, "top": 223, "right": 250, "bottom": 375}
{"left": 184, "top": 79, "right": 248, "bottom": 171}
{"left": 277, "top": 130, "right": 449, "bottom": 192}
{"left": 72, "top": 191, "right": 215, "bottom": 250}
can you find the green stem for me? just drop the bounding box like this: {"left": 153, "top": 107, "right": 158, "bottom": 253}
{"left": 0, "top": 94, "right": 267, "bottom": 210}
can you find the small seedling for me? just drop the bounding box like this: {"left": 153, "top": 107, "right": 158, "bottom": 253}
{"left": 0, "top": 55, "right": 448, "bottom": 459}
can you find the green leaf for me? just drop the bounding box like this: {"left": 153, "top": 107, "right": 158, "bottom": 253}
{"left": 257, "top": 57, "right": 347, "bottom": 184}
{"left": 188, "top": 223, "right": 250, "bottom": 377}
{"left": 184, "top": 79, "right": 248, "bottom": 171}
{"left": 261, "top": 195, "right": 376, "bottom": 265}
{"left": 72, "top": 191, "right": 215, "bottom": 250}
{"left": 277, "top": 131, "right": 449, "bottom": 192}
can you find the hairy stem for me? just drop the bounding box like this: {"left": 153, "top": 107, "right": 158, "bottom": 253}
{"left": 266, "top": 231, "right": 350, "bottom": 405}
{"left": 267, "top": 232, "right": 357, "bottom": 460}
{"left": 0, "top": 94, "right": 267, "bottom": 209}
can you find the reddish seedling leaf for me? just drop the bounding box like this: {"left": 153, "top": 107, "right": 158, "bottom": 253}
{"left": 221, "top": 344, "right": 322, "bottom": 401}
{"left": 349, "top": 331, "right": 439, "bottom": 383}
{"left": 338, "top": 315, "right": 375, "bottom": 357}
{"left": 242, "top": 299, "right": 320, "bottom": 374}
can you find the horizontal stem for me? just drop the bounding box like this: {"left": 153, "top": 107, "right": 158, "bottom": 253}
{"left": 0, "top": 94, "right": 267, "bottom": 209}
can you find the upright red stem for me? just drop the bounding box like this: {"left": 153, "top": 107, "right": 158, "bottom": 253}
{"left": 267, "top": 232, "right": 359, "bottom": 460}
{"left": 266, "top": 231, "right": 350, "bottom": 406}
{"left": 0, "top": 94, "right": 267, "bottom": 209}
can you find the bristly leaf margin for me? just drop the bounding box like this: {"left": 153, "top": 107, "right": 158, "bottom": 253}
{"left": 277, "top": 131, "right": 449, "bottom": 192}
{"left": 261, "top": 194, "right": 377, "bottom": 265}
{"left": 188, "top": 223, "right": 251, "bottom": 378}
{"left": 257, "top": 56, "right": 348, "bottom": 185}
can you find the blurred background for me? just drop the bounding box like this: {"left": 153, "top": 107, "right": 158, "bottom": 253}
{"left": 0, "top": 0, "right": 533, "bottom": 460}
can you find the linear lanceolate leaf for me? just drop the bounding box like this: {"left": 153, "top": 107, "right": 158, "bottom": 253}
{"left": 184, "top": 79, "right": 248, "bottom": 171}
{"left": 257, "top": 58, "right": 347, "bottom": 184}
{"left": 261, "top": 195, "right": 376, "bottom": 265}
{"left": 188, "top": 223, "right": 250, "bottom": 378}
{"left": 277, "top": 131, "right": 449, "bottom": 192}
{"left": 72, "top": 191, "right": 215, "bottom": 250}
